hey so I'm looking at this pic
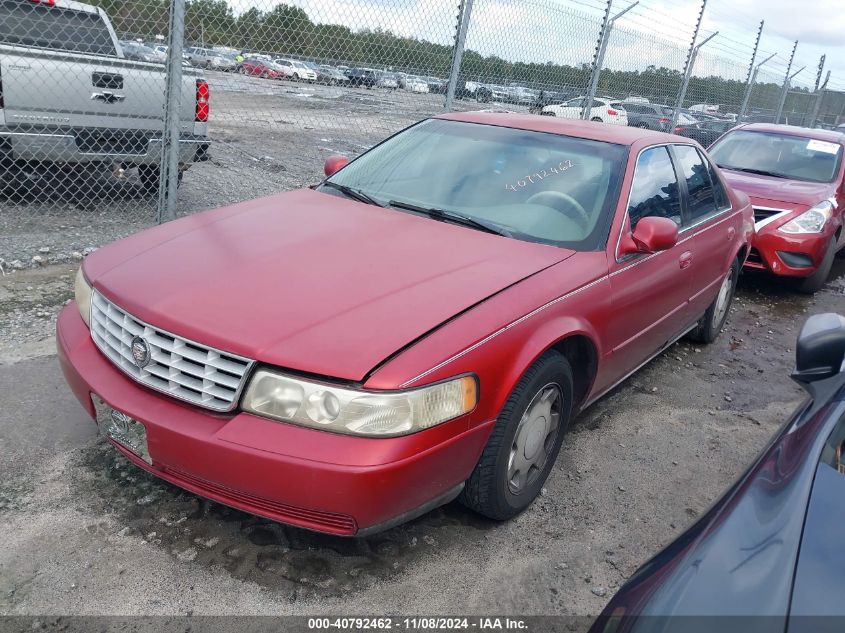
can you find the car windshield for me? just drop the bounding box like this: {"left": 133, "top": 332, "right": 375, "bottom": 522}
{"left": 322, "top": 118, "right": 627, "bottom": 250}
{"left": 709, "top": 130, "right": 842, "bottom": 183}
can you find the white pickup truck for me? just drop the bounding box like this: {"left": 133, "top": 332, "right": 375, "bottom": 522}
{"left": 0, "top": 0, "right": 209, "bottom": 194}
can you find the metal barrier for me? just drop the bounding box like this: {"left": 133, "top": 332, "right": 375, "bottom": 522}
{"left": 1, "top": 0, "right": 843, "bottom": 271}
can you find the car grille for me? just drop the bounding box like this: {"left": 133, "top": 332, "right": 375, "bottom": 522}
{"left": 752, "top": 206, "right": 789, "bottom": 225}
{"left": 90, "top": 291, "right": 254, "bottom": 412}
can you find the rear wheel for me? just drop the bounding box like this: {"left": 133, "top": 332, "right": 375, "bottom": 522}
{"left": 636, "top": 122, "right": 649, "bottom": 129}
{"left": 138, "top": 165, "right": 182, "bottom": 196}
{"left": 797, "top": 238, "right": 836, "bottom": 294}
{"left": 689, "top": 258, "right": 739, "bottom": 343}
{"left": 590, "top": 116, "right": 603, "bottom": 122}
{"left": 460, "top": 352, "right": 574, "bottom": 520}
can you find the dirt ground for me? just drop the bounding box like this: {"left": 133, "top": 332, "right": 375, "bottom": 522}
{"left": 1, "top": 260, "right": 843, "bottom": 618}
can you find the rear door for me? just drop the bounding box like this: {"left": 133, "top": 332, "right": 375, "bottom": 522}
{"left": 0, "top": 0, "right": 196, "bottom": 134}
{"left": 606, "top": 145, "right": 693, "bottom": 381}
{"left": 670, "top": 144, "right": 737, "bottom": 319}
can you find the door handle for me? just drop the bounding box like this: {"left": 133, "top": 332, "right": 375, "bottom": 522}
{"left": 679, "top": 251, "right": 693, "bottom": 269}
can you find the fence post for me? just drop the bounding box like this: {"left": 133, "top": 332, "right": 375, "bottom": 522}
{"left": 806, "top": 56, "right": 826, "bottom": 127}
{"left": 739, "top": 52, "right": 775, "bottom": 123}
{"left": 445, "top": 0, "right": 474, "bottom": 111}
{"left": 774, "top": 41, "right": 797, "bottom": 124}
{"left": 156, "top": 0, "right": 187, "bottom": 224}
{"left": 670, "top": 0, "right": 708, "bottom": 128}
{"left": 582, "top": 1, "right": 639, "bottom": 120}
{"left": 737, "top": 21, "right": 763, "bottom": 123}
{"left": 809, "top": 71, "right": 830, "bottom": 128}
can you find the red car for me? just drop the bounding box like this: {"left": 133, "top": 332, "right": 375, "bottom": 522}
{"left": 237, "top": 58, "right": 289, "bottom": 79}
{"left": 708, "top": 123, "right": 845, "bottom": 293}
{"left": 58, "top": 114, "right": 752, "bottom": 536}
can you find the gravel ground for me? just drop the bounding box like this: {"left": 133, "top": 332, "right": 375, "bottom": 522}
{"left": 0, "top": 261, "right": 843, "bottom": 618}
{"left": 0, "top": 72, "right": 493, "bottom": 267}
{"left": 2, "top": 74, "right": 845, "bottom": 619}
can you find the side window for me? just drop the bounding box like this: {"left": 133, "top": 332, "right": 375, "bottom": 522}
{"left": 674, "top": 144, "right": 717, "bottom": 223}
{"left": 700, "top": 149, "right": 731, "bottom": 211}
{"left": 627, "top": 147, "right": 682, "bottom": 229}
{"left": 565, "top": 98, "right": 584, "bottom": 108}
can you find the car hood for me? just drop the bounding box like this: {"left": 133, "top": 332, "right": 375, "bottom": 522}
{"left": 720, "top": 169, "right": 835, "bottom": 208}
{"left": 85, "top": 189, "right": 572, "bottom": 382}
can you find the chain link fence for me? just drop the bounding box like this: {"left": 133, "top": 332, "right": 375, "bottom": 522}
{"left": 1, "top": 0, "right": 843, "bottom": 272}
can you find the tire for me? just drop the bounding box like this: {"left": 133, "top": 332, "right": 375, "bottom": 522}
{"left": 688, "top": 258, "right": 739, "bottom": 343}
{"left": 797, "top": 238, "right": 836, "bottom": 294}
{"left": 590, "top": 116, "right": 603, "bottom": 122}
{"left": 138, "top": 165, "right": 182, "bottom": 196}
{"left": 460, "top": 352, "right": 574, "bottom": 521}
{"left": 293, "top": 73, "right": 300, "bottom": 81}
{"left": 636, "top": 122, "right": 649, "bottom": 129}
{"left": 541, "top": 111, "right": 556, "bottom": 117}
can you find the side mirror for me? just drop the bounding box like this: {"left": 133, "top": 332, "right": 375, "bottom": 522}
{"left": 324, "top": 155, "right": 349, "bottom": 178}
{"left": 793, "top": 314, "right": 845, "bottom": 384}
{"left": 619, "top": 216, "right": 679, "bottom": 256}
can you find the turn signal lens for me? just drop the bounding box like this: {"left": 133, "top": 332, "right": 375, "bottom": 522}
{"left": 242, "top": 372, "right": 477, "bottom": 437}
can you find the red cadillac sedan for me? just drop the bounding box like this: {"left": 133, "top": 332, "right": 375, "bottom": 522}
{"left": 708, "top": 123, "right": 845, "bottom": 293}
{"left": 58, "top": 113, "right": 753, "bottom": 536}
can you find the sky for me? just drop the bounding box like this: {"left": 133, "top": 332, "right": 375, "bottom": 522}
{"left": 234, "top": 0, "right": 845, "bottom": 90}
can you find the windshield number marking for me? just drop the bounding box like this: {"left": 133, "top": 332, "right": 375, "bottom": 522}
{"left": 506, "top": 160, "right": 574, "bottom": 191}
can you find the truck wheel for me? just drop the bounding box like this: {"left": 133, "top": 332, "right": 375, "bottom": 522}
{"left": 138, "top": 166, "right": 182, "bottom": 195}
{"left": 797, "top": 239, "right": 836, "bottom": 294}
{"left": 460, "top": 352, "right": 573, "bottom": 520}
{"left": 689, "top": 258, "right": 739, "bottom": 343}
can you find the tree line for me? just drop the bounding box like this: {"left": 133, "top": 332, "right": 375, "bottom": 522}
{"left": 89, "top": 0, "right": 842, "bottom": 119}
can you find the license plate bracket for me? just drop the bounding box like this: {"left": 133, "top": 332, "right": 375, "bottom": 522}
{"left": 92, "top": 395, "right": 152, "bottom": 464}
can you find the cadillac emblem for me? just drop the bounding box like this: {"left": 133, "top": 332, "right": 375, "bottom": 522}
{"left": 130, "top": 336, "right": 151, "bottom": 368}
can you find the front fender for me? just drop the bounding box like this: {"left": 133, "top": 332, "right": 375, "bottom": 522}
{"left": 366, "top": 263, "right": 614, "bottom": 429}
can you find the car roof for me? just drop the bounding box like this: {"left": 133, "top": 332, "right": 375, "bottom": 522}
{"left": 736, "top": 123, "right": 845, "bottom": 145}
{"left": 435, "top": 111, "right": 683, "bottom": 146}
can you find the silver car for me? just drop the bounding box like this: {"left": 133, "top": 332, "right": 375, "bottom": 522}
{"left": 184, "top": 46, "right": 236, "bottom": 71}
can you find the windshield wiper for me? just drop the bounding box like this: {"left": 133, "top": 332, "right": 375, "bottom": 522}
{"left": 321, "top": 181, "right": 385, "bottom": 207}
{"left": 388, "top": 199, "right": 513, "bottom": 237}
{"left": 718, "top": 165, "right": 788, "bottom": 179}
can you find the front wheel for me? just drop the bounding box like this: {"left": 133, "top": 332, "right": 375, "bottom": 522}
{"left": 460, "top": 352, "right": 574, "bottom": 520}
{"left": 688, "top": 258, "right": 739, "bottom": 343}
{"left": 590, "top": 116, "right": 603, "bottom": 122}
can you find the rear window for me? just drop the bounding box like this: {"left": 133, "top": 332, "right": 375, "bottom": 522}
{"left": 0, "top": 0, "right": 115, "bottom": 55}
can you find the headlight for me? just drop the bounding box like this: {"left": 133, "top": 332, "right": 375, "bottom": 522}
{"left": 242, "top": 371, "right": 477, "bottom": 437}
{"left": 779, "top": 200, "right": 834, "bottom": 234}
{"left": 74, "top": 266, "right": 92, "bottom": 327}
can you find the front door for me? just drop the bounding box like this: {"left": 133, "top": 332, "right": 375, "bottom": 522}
{"left": 602, "top": 145, "right": 693, "bottom": 387}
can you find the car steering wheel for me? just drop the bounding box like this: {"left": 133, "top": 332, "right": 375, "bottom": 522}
{"left": 526, "top": 191, "right": 590, "bottom": 229}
